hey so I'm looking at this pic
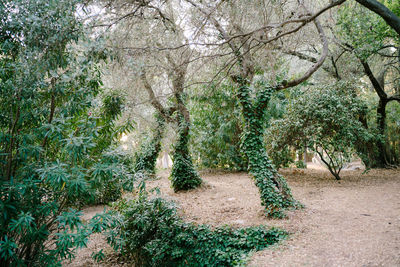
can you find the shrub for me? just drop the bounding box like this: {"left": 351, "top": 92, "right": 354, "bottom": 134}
{"left": 0, "top": 1, "right": 131, "bottom": 264}
{"left": 269, "top": 82, "right": 377, "bottom": 180}
{"left": 189, "top": 83, "right": 247, "bottom": 171}
{"left": 295, "top": 160, "right": 307, "bottom": 169}
{"left": 107, "top": 189, "right": 287, "bottom": 266}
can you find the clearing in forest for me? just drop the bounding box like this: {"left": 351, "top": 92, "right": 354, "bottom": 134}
{"left": 68, "top": 168, "right": 400, "bottom": 267}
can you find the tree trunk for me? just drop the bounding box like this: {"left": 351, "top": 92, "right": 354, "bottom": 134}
{"left": 237, "top": 82, "right": 298, "bottom": 218}
{"left": 133, "top": 115, "right": 165, "bottom": 176}
{"left": 356, "top": 113, "right": 379, "bottom": 168}
{"left": 170, "top": 113, "right": 202, "bottom": 192}
{"left": 376, "top": 98, "right": 389, "bottom": 167}
{"left": 360, "top": 59, "right": 396, "bottom": 168}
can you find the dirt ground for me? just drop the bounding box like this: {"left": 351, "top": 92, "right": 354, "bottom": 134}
{"left": 67, "top": 168, "right": 400, "bottom": 267}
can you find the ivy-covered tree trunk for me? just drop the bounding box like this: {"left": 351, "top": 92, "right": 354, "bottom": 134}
{"left": 167, "top": 55, "right": 203, "bottom": 192}
{"left": 170, "top": 114, "right": 202, "bottom": 191}
{"left": 134, "top": 114, "right": 165, "bottom": 176}
{"left": 237, "top": 82, "right": 298, "bottom": 217}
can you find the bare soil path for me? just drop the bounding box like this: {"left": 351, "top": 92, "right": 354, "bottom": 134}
{"left": 67, "top": 168, "right": 400, "bottom": 266}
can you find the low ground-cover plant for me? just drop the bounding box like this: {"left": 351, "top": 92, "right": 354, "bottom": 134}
{"left": 106, "top": 188, "right": 287, "bottom": 267}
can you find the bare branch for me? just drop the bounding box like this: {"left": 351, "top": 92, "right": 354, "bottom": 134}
{"left": 140, "top": 71, "right": 174, "bottom": 122}
{"left": 274, "top": 18, "right": 329, "bottom": 91}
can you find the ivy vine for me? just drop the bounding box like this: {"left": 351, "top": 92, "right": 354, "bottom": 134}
{"left": 170, "top": 114, "right": 202, "bottom": 191}
{"left": 237, "top": 81, "right": 300, "bottom": 218}
{"left": 133, "top": 114, "right": 165, "bottom": 177}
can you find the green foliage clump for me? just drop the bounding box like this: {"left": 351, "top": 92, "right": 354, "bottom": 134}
{"left": 133, "top": 114, "right": 165, "bottom": 177}
{"left": 190, "top": 83, "right": 247, "bottom": 170}
{"left": 108, "top": 189, "right": 287, "bottom": 267}
{"left": 337, "top": 0, "right": 399, "bottom": 61}
{"left": 87, "top": 92, "right": 134, "bottom": 205}
{"left": 89, "top": 149, "right": 134, "bottom": 205}
{"left": 170, "top": 116, "right": 202, "bottom": 191}
{"left": 0, "top": 0, "right": 131, "bottom": 264}
{"left": 295, "top": 160, "right": 307, "bottom": 169}
{"left": 268, "top": 145, "right": 294, "bottom": 169}
{"left": 269, "top": 82, "right": 377, "bottom": 180}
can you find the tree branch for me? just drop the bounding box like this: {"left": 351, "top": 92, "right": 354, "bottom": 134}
{"left": 274, "top": 18, "right": 329, "bottom": 91}
{"left": 360, "top": 59, "right": 388, "bottom": 99}
{"left": 140, "top": 71, "right": 174, "bottom": 122}
{"left": 356, "top": 0, "right": 400, "bottom": 36}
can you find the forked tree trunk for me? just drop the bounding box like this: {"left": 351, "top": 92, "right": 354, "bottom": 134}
{"left": 237, "top": 82, "right": 298, "bottom": 217}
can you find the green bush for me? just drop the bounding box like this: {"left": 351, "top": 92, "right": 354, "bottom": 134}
{"left": 269, "top": 82, "right": 377, "bottom": 180}
{"left": 189, "top": 83, "right": 247, "bottom": 171}
{"left": 108, "top": 190, "right": 287, "bottom": 267}
{"left": 88, "top": 149, "right": 135, "bottom": 205}
{"left": 295, "top": 160, "right": 307, "bottom": 169}
{"left": 268, "top": 144, "right": 294, "bottom": 169}
{"left": 0, "top": 1, "right": 131, "bottom": 264}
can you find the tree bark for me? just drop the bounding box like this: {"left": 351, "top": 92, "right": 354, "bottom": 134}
{"left": 376, "top": 98, "right": 389, "bottom": 167}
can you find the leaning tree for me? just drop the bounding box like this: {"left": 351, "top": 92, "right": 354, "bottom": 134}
{"left": 183, "top": 0, "right": 400, "bottom": 216}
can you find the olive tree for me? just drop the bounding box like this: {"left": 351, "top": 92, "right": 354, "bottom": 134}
{"left": 101, "top": 0, "right": 203, "bottom": 191}
{"left": 184, "top": 0, "right": 337, "bottom": 217}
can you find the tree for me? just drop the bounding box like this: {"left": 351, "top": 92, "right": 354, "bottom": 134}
{"left": 335, "top": 0, "right": 400, "bottom": 167}
{"left": 274, "top": 0, "right": 400, "bottom": 168}
{"left": 0, "top": 1, "right": 127, "bottom": 264}
{"left": 103, "top": 1, "right": 203, "bottom": 191}
{"left": 269, "top": 82, "right": 376, "bottom": 180}
{"left": 184, "top": 0, "right": 333, "bottom": 217}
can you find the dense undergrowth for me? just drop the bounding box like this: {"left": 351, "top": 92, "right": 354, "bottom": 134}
{"left": 105, "top": 187, "right": 287, "bottom": 267}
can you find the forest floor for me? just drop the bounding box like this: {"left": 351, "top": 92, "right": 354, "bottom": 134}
{"left": 67, "top": 167, "right": 400, "bottom": 267}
